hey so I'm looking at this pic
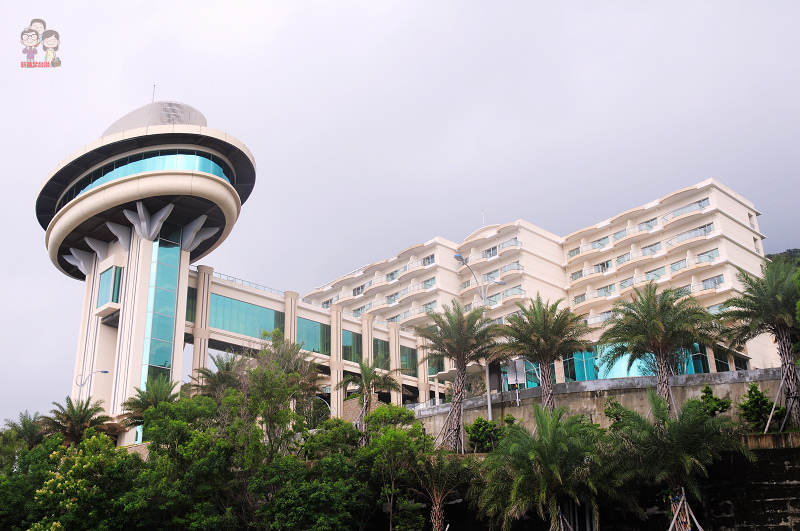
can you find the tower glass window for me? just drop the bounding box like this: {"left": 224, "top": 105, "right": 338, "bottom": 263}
{"left": 342, "top": 330, "right": 362, "bottom": 363}
{"left": 96, "top": 266, "right": 123, "bottom": 308}
{"left": 297, "top": 318, "right": 331, "bottom": 355}
{"left": 401, "top": 346, "right": 418, "bottom": 377}
{"left": 373, "top": 338, "right": 390, "bottom": 369}
{"left": 209, "top": 294, "right": 285, "bottom": 338}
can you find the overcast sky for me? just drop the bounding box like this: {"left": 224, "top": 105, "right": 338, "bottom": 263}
{"left": 1, "top": 1, "right": 798, "bottom": 423}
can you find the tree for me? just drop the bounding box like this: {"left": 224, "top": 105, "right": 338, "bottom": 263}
{"left": 119, "top": 374, "right": 180, "bottom": 429}
{"left": 414, "top": 301, "right": 497, "bottom": 451}
{"left": 698, "top": 384, "right": 732, "bottom": 417}
{"left": 605, "top": 390, "right": 752, "bottom": 530}
{"left": 410, "top": 450, "right": 475, "bottom": 531}
{"left": 191, "top": 351, "right": 249, "bottom": 399}
{"left": 723, "top": 260, "right": 800, "bottom": 428}
{"left": 4, "top": 410, "right": 43, "bottom": 449}
{"left": 39, "top": 396, "right": 111, "bottom": 447}
{"left": 737, "top": 383, "right": 785, "bottom": 432}
{"left": 335, "top": 360, "right": 403, "bottom": 431}
{"left": 599, "top": 282, "right": 718, "bottom": 410}
{"left": 473, "top": 405, "right": 606, "bottom": 531}
{"left": 494, "top": 294, "right": 591, "bottom": 411}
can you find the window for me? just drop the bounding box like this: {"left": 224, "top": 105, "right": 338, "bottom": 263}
{"left": 563, "top": 350, "right": 598, "bottom": 382}
{"left": 597, "top": 283, "right": 615, "bottom": 297}
{"left": 342, "top": 330, "right": 362, "bottom": 363}
{"left": 594, "top": 260, "right": 612, "bottom": 274}
{"left": 573, "top": 294, "right": 586, "bottom": 305}
{"left": 733, "top": 354, "right": 750, "bottom": 371}
{"left": 386, "top": 270, "right": 400, "bottom": 282}
{"left": 639, "top": 218, "right": 658, "bottom": 231}
{"left": 697, "top": 248, "right": 719, "bottom": 263}
{"left": 676, "top": 285, "right": 691, "bottom": 297}
{"left": 353, "top": 285, "right": 365, "bottom": 297}
{"left": 568, "top": 247, "right": 580, "bottom": 258}
{"left": 670, "top": 223, "right": 714, "bottom": 247}
{"left": 352, "top": 305, "right": 366, "bottom": 318}
{"left": 715, "top": 354, "right": 730, "bottom": 372}
{"left": 500, "top": 261, "right": 522, "bottom": 273}
{"left": 387, "top": 292, "right": 400, "bottom": 304}
{"left": 620, "top": 277, "right": 634, "bottom": 289}
{"left": 483, "top": 246, "right": 498, "bottom": 259}
{"left": 641, "top": 242, "right": 662, "bottom": 255}
{"left": 499, "top": 237, "right": 519, "bottom": 249}
{"left": 590, "top": 236, "right": 609, "bottom": 249}
{"left": 486, "top": 293, "right": 501, "bottom": 306}
{"left": 483, "top": 269, "right": 499, "bottom": 282}
{"left": 707, "top": 304, "right": 723, "bottom": 315}
{"left": 401, "top": 346, "right": 418, "bottom": 377}
{"left": 297, "top": 318, "right": 331, "bottom": 355}
{"left": 616, "top": 253, "right": 631, "bottom": 265}
{"left": 97, "top": 266, "right": 123, "bottom": 308}
{"left": 671, "top": 259, "right": 687, "bottom": 272}
{"left": 665, "top": 197, "right": 709, "bottom": 221}
{"left": 373, "top": 338, "right": 390, "bottom": 369}
{"left": 645, "top": 266, "right": 666, "bottom": 281}
{"left": 321, "top": 298, "right": 333, "bottom": 309}
{"left": 422, "top": 277, "right": 436, "bottom": 289}
{"left": 570, "top": 270, "right": 584, "bottom": 282}
{"left": 459, "top": 280, "right": 471, "bottom": 290}
{"left": 428, "top": 356, "right": 444, "bottom": 375}
{"left": 185, "top": 287, "right": 197, "bottom": 323}
{"left": 701, "top": 275, "right": 724, "bottom": 290}
{"left": 421, "top": 254, "right": 435, "bottom": 266}
{"left": 613, "top": 228, "right": 628, "bottom": 241}
{"left": 423, "top": 301, "right": 437, "bottom": 313}
{"left": 210, "top": 294, "right": 285, "bottom": 338}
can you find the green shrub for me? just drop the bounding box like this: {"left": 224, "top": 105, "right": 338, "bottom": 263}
{"left": 465, "top": 416, "right": 499, "bottom": 452}
{"left": 737, "top": 383, "right": 785, "bottom": 432}
{"left": 699, "top": 384, "right": 732, "bottom": 416}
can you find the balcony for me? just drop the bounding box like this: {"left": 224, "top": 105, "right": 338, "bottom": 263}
{"left": 399, "top": 256, "right": 435, "bottom": 279}
{"left": 611, "top": 221, "right": 659, "bottom": 246}
{"left": 499, "top": 262, "right": 524, "bottom": 280}
{"left": 399, "top": 281, "right": 436, "bottom": 303}
{"left": 566, "top": 239, "right": 612, "bottom": 263}
{"left": 670, "top": 254, "right": 719, "bottom": 280}
{"left": 573, "top": 286, "right": 616, "bottom": 309}
{"left": 665, "top": 225, "right": 715, "bottom": 251}
{"left": 362, "top": 276, "right": 388, "bottom": 295}
{"left": 661, "top": 198, "right": 710, "bottom": 227}
{"left": 400, "top": 305, "right": 437, "bottom": 325}
{"left": 585, "top": 311, "right": 613, "bottom": 326}
{"left": 364, "top": 298, "right": 390, "bottom": 314}
{"left": 498, "top": 239, "right": 523, "bottom": 255}
{"left": 569, "top": 265, "right": 613, "bottom": 286}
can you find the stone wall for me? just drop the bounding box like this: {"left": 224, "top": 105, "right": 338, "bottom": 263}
{"left": 416, "top": 368, "right": 784, "bottom": 435}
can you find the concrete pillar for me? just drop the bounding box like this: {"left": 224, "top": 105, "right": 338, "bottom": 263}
{"left": 553, "top": 357, "right": 566, "bottom": 384}
{"left": 416, "top": 335, "right": 430, "bottom": 404}
{"left": 388, "top": 323, "right": 402, "bottom": 405}
{"left": 707, "top": 346, "right": 718, "bottom": 373}
{"left": 329, "top": 305, "right": 344, "bottom": 418}
{"left": 284, "top": 291, "right": 299, "bottom": 343}
{"left": 191, "top": 265, "right": 214, "bottom": 380}
{"left": 361, "top": 314, "right": 374, "bottom": 366}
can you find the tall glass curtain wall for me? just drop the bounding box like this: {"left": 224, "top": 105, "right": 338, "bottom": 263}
{"left": 297, "top": 318, "right": 331, "bottom": 355}
{"left": 56, "top": 150, "right": 234, "bottom": 212}
{"left": 428, "top": 357, "right": 444, "bottom": 377}
{"left": 373, "top": 339, "right": 390, "bottom": 369}
{"left": 141, "top": 222, "right": 182, "bottom": 389}
{"left": 565, "top": 344, "right": 713, "bottom": 382}
{"left": 208, "top": 294, "right": 285, "bottom": 338}
{"left": 96, "top": 266, "right": 123, "bottom": 308}
{"left": 342, "top": 331, "right": 362, "bottom": 363}
{"left": 400, "top": 346, "right": 418, "bottom": 377}
{"left": 185, "top": 287, "right": 197, "bottom": 323}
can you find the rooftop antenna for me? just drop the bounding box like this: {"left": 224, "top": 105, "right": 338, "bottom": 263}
{"left": 152, "top": 85, "right": 155, "bottom": 103}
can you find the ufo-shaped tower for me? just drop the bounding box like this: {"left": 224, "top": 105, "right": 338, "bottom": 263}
{"left": 36, "top": 101, "right": 256, "bottom": 443}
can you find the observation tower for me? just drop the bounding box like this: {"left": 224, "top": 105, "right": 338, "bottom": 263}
{"left": 36, "top": 101, "right": 256, "bottom": 444}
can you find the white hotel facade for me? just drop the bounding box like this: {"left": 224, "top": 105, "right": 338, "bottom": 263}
{"left": 37, "top": 102, "right": 777, "bottom": 446}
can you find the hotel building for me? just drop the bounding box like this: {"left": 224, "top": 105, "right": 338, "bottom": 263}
{"left": 36, "top": 102, "right": 777, "bottom": 445}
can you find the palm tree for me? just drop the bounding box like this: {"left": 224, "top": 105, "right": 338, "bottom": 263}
{"left": 119, "top": 375, "right": 180, "bottom": 428}
{"left": 473, "top": 405, "right": 605, "bottom": 531}
{"left": 494, "top": 294, "right": 591, "bottom": 411}
{"left": 415, "top": 301, "right": 497, "bottom": 451}
{"left": 599, "top": 282, "right": 718, "bottom": 409}
{"left": 605, "top": 390, "right": 752, "bottom": 530}
{"left": 722, "top": 260, "right": 800, "bottom": 428}
{"left": 411, "top": 450, "right": 476, "bottom": 531}
{"left": 40, "top": 396, "right": 111, "bottom": 447}
{"left": 4, "top": 410, "right": 43, "bottom": 449}
{"left": 191, "top": 351, "right": 249, "bottom": 399}
{"left": 335, "top": 360, "right": 402, "bottom": 431}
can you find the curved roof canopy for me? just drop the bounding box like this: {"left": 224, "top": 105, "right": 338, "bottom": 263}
{"left": 102, "top": 101, "right": 207, "bottom": 137}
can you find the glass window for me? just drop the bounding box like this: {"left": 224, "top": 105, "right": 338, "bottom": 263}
{"left": 152, "top": 287, "right": 177, "bottom": 317}
{"left": 568, "top": 247, "right": 580, "bottom": 258}
{"left": 422, "top": 277, "right": 436, "bottom": 289}
{"left": 297, "top": 318, "right": 331, "bottom": 355}
{"left": 563, "top": 350, "right": 598, "bottom": 382}
{"left": 733, "top": 354, "right": 749, "bottom": 371}
{"left": 671, "top": 259, "right": 687, "bottom": 272}
{"left": 597, "top": 284, "right": 615, "bottom": 297}
{"left": 616, "top": 253, "right": 631, "bottom": 265}
{"left": 590, "top": 236, "right": 609, "bottom": 249}
{"left": 594, "top": 260, "right": 611, "bottom": 274}
{"left": 573, "top": 294, "right": 586, "bottom": 305}
{"left": 428, "top": 356, "right": 444, "bottom": 375}
{"left": 353, "top": 285, "right": 365, "bottom": 297}
{"left": 641, "top": 242, "right": 662, "bottom": 255}
{"left": 386, "top": 270, "right": 400, "bottom": 282}
{"left": 707, "top": 304, "right": 723, "bottom": 315}
{"left": 342, "top": 330, "right": 362, "bottom": 363}
{"left": 401, "top": 346, "right": 418, "bottom": 377}
{"left": 186, "top": 287, "right": 197, "bottom": 322}
{"left": 697, "top": 248, "right": 720, "bottom": 263}
{"left": 483, "top": 246, "right": 498, "bottom": 258}
{"left": 639, "top": 218, "right": 658, "bottom": 231}
{"left": 613, "top": 228, "right": 628, "bottom": 241}
{"left": 373, "top": 338, "right": 390, "bottom": 369}
{"left": 645, "top": 266, "right": 666, "bottom": 281}
{"left": 96, "top": 266, "right": 123, "bottom": 308}
{"left": 714, "top": 353, "right": 730, "bottom": 372}
{"left": 209, "top": 294, "right": 285, "bottom": 337}
{"left": 571, "top": 270, "right": 584, "bottom": 281}
{"left": 483, "top": 269, "right": 499, "bottom": 282}
{"left": 620, "top": 277, "right": 634, "bottom": 289}
{"left": 423, "top": 301, "right": 437, "bottom": 312}
{"left": 701, "top": 275, "right": 724, "bottom": 290}
{"left": 422, "top": 254, "right": 435, "bottom": 266}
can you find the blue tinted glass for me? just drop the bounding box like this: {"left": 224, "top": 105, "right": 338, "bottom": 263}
{"left": 157, "top": 240, "right": 180, "bottom": 267}
{"left": 298, "top": 317, "right": 331, "bottom": 355}
{"left": 176, "top": 154, "right": 194, "bottom": 171}
{"left": 96, "top": 268, "right": 113, "bottom": 308}
{"left": 145, "top": 365, "right": 170, "bottom": 386}
{"left": 146, "top": 339, "right": 172, "bottom": 368}
{"left": 142, "top": 155, "right": 159, "bottom": 172}
{"left": 373, "top": 338, "right": 390, "bottom": 368}
{"left": 161, "top": 154, "right": 177, "bottom": 170}
{"left": 208, "top": 294, "right": 285, "bottom": 338}
{"left": 401, "top": 346, "right": 417, "bottom": 377}
{"left": 155, "top": 263, "right": 178, "bottom": 292}
{"left": 342, "top": 330, "right": 363, "bottom": 363}
{"left": 152, "top": 288, "right": 176, "bottom": 316}
{"left": 150, "top": 313, "right": 175, "bottom": 342}
{"left": 197, "top": 156, "right": 213, "bottom": 174}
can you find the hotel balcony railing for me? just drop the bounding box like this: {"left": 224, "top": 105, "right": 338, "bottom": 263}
{"left": 459, "top": 279, "right": 472, "bottom": 291}
{"left": 209, "top": 270, "right": 284, "bottom": 296}
{"left": 629, "top": 246, "right": 661, "bottom": 260}
{"left": 665, "top": 226, "right": 714, "bottom": 249}
{"left": 501, "top": 286, "right": 526, "bottom": 300}
{"left": 500, "top": 262, "right": 524, "bottom": 274}
{"left": 662, "top": 199, "right": 709, "bottom": 223}
{"left": 672, "top": 254, "right": 718, "bottom": 273}
{"left": 404, "top": 257, "right": 435, "bottom": 272}
{"left": 498, "top": 239, "right": 522, "bottom": 251}
{"left": 585, "top": 312, "right": 613, "bottom": 326}
{"left": 571, "top": 265, "right": 612, "bottom": 283}
{"left": 612, "top": 222, "right": 656, "bottom": 241}
{"left": 364, "top": 276, "right": 387, "bottom": 290}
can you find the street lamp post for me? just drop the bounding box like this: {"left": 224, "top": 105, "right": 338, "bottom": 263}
{"left": 454, "top": 254, "right": 505, "bottom": 422}
{"left": 75, "top": 370, "right": 109, "bottom": 401}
